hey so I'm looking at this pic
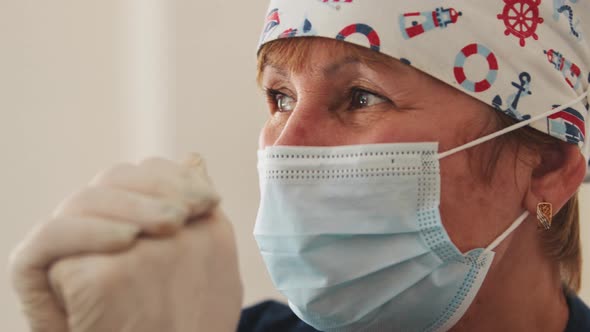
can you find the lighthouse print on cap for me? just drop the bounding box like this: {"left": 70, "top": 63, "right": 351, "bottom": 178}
{"left": 258, "top": 0, "right": 590, "bottom": 159}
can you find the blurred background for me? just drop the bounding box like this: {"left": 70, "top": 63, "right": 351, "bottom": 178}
{"left": 1, "top": 1, "right": 588, "bottom": 330}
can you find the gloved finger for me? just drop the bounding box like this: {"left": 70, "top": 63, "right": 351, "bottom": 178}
{"left": 90, "top": 163, "right": 192, "bottom": 204}
{"left": 142, "top": 156, "right": 220, "bottom": 213}
{"left": 181, "top": 154, "right": 221, "bottom": 216}
{"left": 91, "top": 159, "right": 219, "bottom": 218}
{"left": 53, "top": 186, "right": 189, "bottom": 235}
{"left": 9, "top": 218, "right": 139, "bottom": 332}
{"left": 10, "top": 216, "right": 139, "bottom": 276}
{"left": 12, "top": 276, "right": 68, "bottom": 332}
{"left": 47, "top": 254, "right": 112, "bottom": 324}
{"left": 141, "top": 155, "right": 213, "bottom": 187}
{"left": 46, "top": 256, "right": 83, "bottom": 329}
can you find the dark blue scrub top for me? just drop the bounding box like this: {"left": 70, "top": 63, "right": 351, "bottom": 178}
{"left": 238, "top": 293, "right": 590, "bottom": 332}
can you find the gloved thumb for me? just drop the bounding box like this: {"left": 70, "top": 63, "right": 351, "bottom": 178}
{"left": 181, "top": 153, "right": 220, "bottom": 217}
{"left": 182, "top": 153, "right": 210, "bottom": 177}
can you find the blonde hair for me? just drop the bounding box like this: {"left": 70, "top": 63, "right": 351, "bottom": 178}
{"left": 257, "top": 37, "right": 582, "bottom": 292}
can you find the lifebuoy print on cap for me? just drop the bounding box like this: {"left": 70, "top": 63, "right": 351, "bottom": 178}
{"left": 336, "top": 24, "right": 380, "bottom": 52}
{"left": 258, "top": 0, "right": 590, "bottom": 152}
{"left": 454, "top": 43, "right": 499, "bottom": 93}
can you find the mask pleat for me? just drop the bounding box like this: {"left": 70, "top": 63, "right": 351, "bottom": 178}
{"left": 254, "top": 143, "right": 496, "bottom": 332}
{"left": 257, "top": 231, "right": 437, "bottom": 288}
{"left": 255, "top": 178, "right": 422, "bottom": 235}
{"left": 284, "top": 252, "right": 445, "bottom": 330}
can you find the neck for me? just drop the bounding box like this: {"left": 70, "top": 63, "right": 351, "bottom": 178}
{"left": 451, "top": 217, "right": 569, "bottom": 332}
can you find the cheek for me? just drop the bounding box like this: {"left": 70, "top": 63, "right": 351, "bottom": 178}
{"left": 438, "top": 149, "right": 526, "bottom": 253}
{"left": 438, "top": 157, "right": 485, "bottom": 250}
{"left": 361, "top": 113, "right": 448, "bottom": 144}
{"left": 258, "top": 123, "right": 273, "bottom": 149}
{"left": 258, "top": 116, "right": 285, "bottom": 149}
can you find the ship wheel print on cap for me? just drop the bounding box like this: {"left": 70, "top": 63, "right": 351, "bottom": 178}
{"left": 497, "top": 0, "right": 544, "bottom": 47}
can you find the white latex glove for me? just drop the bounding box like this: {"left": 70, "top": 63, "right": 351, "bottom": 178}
{"left": 9, "top": 155, "right": 243, "bottom": 332}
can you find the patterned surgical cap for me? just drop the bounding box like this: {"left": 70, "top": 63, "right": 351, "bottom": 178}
{"left": 258, "top": 0, "right": 590, "bottom": 159}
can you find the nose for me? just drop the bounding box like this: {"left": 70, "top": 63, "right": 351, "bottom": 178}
{"left": 272, "top": 100, "right": 338, "bottom": 147}
{"left": 273, "top": 112, "right": 312, "bottom": 146}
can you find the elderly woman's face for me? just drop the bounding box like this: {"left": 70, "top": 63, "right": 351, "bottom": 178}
{"left": 258, "top": 38, "right": 532, "bottom": 253}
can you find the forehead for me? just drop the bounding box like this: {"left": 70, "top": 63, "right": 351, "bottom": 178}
{"left": 257, "top": 37, "right": 405, "bottom": 81}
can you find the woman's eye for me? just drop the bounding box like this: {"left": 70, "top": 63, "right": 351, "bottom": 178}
{"left": 350, "top": 89, "right": 388, "bottom": 110}
{"left": 265, "top": 89, "right": 296, "bottom": 113}
{"left": 276, "top": 94, "right": 296, "bottom": 112}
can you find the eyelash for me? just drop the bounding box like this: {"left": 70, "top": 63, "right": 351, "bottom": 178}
{"left": 264, "top": 87, "right": 390, "bottom": 113}
{"left": 264, "top": 89, "right": 291, "bottom": 113}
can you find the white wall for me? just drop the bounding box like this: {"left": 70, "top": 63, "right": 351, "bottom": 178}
{"left": 1, "top": 2, "right": 128, "bottom": 331}
{"left": 1, "top": 2, "right": 588, "bottom": 331}
{"left": 169, "top": 0, "right": 283, "bottom": 307}
{"left": 1, "top": 2, "right": 279, "bottom": 330}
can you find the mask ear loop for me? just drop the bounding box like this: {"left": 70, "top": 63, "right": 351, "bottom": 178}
{"left": 485, "top": 211, "right": 530, "bottom": 251}
{"left": 437, "top": 91, "right": 588, "bottom": 252}
{"left": 437, "top": 90, "right": 590, "bottom": 160}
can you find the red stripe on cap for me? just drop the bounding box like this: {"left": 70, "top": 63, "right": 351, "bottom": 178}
{"left": 463, "top": 43, "right": 478, "bottom": 56}
{"left": 340, "top": 24, "right": 357, "bottom": 37}
{"left": 454, "top": 67, "right": 466, "bottom": 84}
{"left": 549, "top": 112, "right": 586, "bottom": 136}
{"left": 487, "top": 53, "right": 498, "bottom": 70}
{"left": 367, "top": 30, "right": 380, "bottom": 45}
{"left": 475, "top": 80, "right": 491, "bottom": 92}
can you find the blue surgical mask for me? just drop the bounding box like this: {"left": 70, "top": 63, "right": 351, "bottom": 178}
{"left": 253, "top": 95, "right": 587, "bottom": 332}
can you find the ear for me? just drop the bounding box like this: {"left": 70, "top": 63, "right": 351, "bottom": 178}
{"left": 523, "top": 143, "right": 586, "bottom": 216}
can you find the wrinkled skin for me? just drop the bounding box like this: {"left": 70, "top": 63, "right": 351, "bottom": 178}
{"left": 8, "top": 36, "right": 585, "bottom": 332}
{"left": 258, "top": 38, "right": 586, "bottom": 331}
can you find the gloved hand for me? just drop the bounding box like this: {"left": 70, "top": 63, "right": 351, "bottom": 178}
{"left": 9, "top": 155, "right": 243, "bottom": 332}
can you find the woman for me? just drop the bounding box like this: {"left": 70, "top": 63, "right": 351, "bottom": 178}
{"left": 9, "top": 1, "right": 590, "bottom": 331}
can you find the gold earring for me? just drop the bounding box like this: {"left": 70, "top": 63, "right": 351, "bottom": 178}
{"left": 537, "top": 202, "right": 552, "bottom": 230}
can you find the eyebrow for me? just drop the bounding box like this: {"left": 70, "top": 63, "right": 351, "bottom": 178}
{"left": 322, "top": 56, "right": 362, "bottom": 77}
{"left": 262, "top": 56, "right": 364, "bottom": 81}
{"left": 265, "top": 66, "right": 289, "bottom": 78}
